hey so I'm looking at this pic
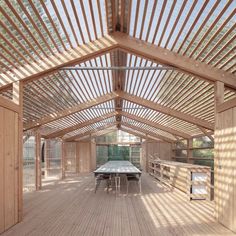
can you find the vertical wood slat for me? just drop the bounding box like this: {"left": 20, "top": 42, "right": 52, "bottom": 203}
{"left": 0, "top": 106, "right": 20, "bottom": 233}
{"left": 13, "top": 81, "right": 23, "bottom": 222}
{"left": 61, "top": 141, "right": 66, "bottom": 179}
{"left": 44, "top": 140, "right": 50, "bottom": 177}
{"left": 4, "top": 109, "right": 16, "bottom": 229}
{"left": 35, "top": 132, "right": 41, "bottom": 190}
{"left": 0, "top": 107, "right": 4, "bottom": 233}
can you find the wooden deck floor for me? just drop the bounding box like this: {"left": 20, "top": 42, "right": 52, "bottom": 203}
{"left": 2, "top": 173, "right": 235, "bottom": 236}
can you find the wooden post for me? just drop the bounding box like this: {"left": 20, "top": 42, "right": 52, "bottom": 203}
{"left": 187, "top": 139, "right": 193, "bottom": 164}
{"left": 214, "top": 81, "right": 224, "bottom": 219}
{"left": 145, "top": 135, "right": 148, "bottom": 172}
{"left": 61, "top": 141, "right": 66, "bottom": 179}
{"left": 172, "top": 142, "right": 176, "bottom": 161}
{"left": 13, "top": 81, "right": 23, "bottom": 221}
{"left": 35, "top": 132, "right": 41, "bottom": 190}
{"left": 44, "top": 139, "right": 50, "bottom": 178}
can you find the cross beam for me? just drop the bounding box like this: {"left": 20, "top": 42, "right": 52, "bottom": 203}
{"left": 44, "top": 111, "right": 117, "bottom": 139}
{"left": 24, "top": 92, "right": 118, "bottom": 130}
{"left": 119, "top": 91, "right": 214, "bottom": 130}
{"left": 121, "top": 111, "right": 191, "bottom": 139}
{"left": 120, "top": 122, "right": 175, "bottom": 143}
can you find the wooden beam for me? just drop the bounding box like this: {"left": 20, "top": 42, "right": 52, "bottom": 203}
{"left": 44, "top": 111, "right": 117, "bottom": 139}
{"left": 119, "top": 91, "right": 214, "bottom": 130}
{"left": 68, "top": 123, "right": 117, "bottom": 141}
{"left": 24, "top": 92, "right": 118, "bottom": 130}
{"left": 120, "top": 127, "right": 157, "bottom": 141}
{"left": 217, "top": 96, "right": 236, "bottom": 113}
{"left": 0, "top": 96, "right": 20, "bottom": 113}
{"left": 187, "top": 138, "right": 193, "bottom": 163}
{"left": 198, "top": 126, "right": 214, "bottom": 143}
{"left": 88, "top": 129, "right": 117, "bottom": 140}
{"left": 0, "top": 35, "right": 119, "bottom": 88}
{"left": 112, "top": 32, "right": 236, "bottom": 89}
{"left": 120, "top": 122, "right": 175, "bottom": 143}
{"left": 120, "top": 111, "right": 191, "bottom": 139}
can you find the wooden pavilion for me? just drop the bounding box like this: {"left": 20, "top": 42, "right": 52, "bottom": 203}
{"left": 0, "top": 0, "right": 235, "bottom": 235}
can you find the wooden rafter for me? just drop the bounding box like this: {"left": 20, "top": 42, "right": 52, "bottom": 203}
{"left": 112, "top": 32, "right": 236, "bottom": 89}
{"left": 67, "top": 123, "right": 117, "bottom": 142}
{"left": 118, "top": 91, "right": 214, "bottom": 130}
{"left": 121, "top": 122, "right": 175, "bottom": 143}
{"left": 120, "top": 111, "right": 191, "bottom": 139}
{"left": 197, "top": 126, "right": 214, "bottom": 143}
{"left": 24, "top": 92, "right": 117, "bottom": 130}
{"left": 44, "top": 111, "right": 117, "bottom": 139}
{"left": 1, "top": 32, "right": 235, "bottom": 91}
{"left": 0, "top": 35, "right": 119, "bottom": 89}
{"left": 120, "top": 127, "right": 157, "bottom": 142}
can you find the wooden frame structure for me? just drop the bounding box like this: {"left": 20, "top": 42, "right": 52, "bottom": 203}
{"left": 0, "top": 0, "right": 235, "bottom": 233}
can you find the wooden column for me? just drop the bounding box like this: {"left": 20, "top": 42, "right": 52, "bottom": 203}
{"left": 145, "top": 136, "right": 149, "bottom": 172}
{"left": 214, "top": 81, "right": 236, "bottom": 232}
{"left": 61, "top": 141, "right": 66, "bottom": 179}
{"left": 13, "top": 81, "right": 23, "bottom": 222}
{"left": 187, "top": 139, "right": 193, "bottom": 164}
{"left": 35, "top": 132, "right": 41, "bottom": 190}
{"left": 44, "top": 139, "right": 50, "bottom": 177}
{"left": 214, "top": 81, "right": 224, "bottom": 217}
{"left": 75, "top": 142, "right": 79, "bottom": 174}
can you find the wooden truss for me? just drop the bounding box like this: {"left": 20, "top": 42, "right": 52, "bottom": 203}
{"left": 0, "top": 0, "right": 235, "bottom": 142}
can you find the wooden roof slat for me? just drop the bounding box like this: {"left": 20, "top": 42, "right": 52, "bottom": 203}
{"left": 0, "top": 35, "right": 119, "bottom": 88}
{"left": 24, "top": 92, "right": 117, "bottom": 130}
{"left": 49, "top": 112, "right": 116, "bottom": 139}
{"left": 157, "top": 0, "right": 177, "bottom": 47}
{"left": 187, "top": 1, "right": 233, "bottom": 58}
{"left": 176, "top": 0, "right": 209, "bottom": 53}
{"left": 49, "top": 0, "right": 73, "bottom": 48}
{"left": 181, "top": 1, "right": 220, "bottom": 56}
{"left": 194, "top": 11, "right": 236, "bottom": 61}
{"left": 61, "top": 0, "right": 80, "bottom": 47}
{"left": 39, "top": 0, "right": 67, "bottom": 50}
{"left": 120, "top": 122, "right": 174, "bottom": 143}
{"left": 121, "top": 111, "right": 191, "bottom": 139}
{"left": 113, "top": 32, "right": 236, "bottom": 89}
{"left": 151, "top": 0, "right": 168, "bottom": 44}
{"left": 119, "top": 91, "right": 214, "bottom": 130}
{"left": 69, "top": 123, "right": 116, "bottom": 141}
{"left": 170, "top": 0, "right": 197, "bottom": 51}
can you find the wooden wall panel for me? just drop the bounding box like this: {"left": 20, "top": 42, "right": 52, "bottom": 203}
{"left": 0, "top": 108, "right": 4, "bottom": 233}
{"left": 90, "top": 140, "right": 96, "bottom": 171}
{"left": 147, "top": 141, "right": 171, "bottom": 160}
{"left": 65, "top": 142, "right": 77, "bottom": 173}
{"left": 141, "top": 140, "right": 172, "bottom": 171}
{"left": 215, "top": 106, "right": 236, "bottom": 233}
{"left": 0, "top": 107, "right": 19, "bottom": 233}
{"left": 141, "top": 142, "right": 147, "bottom": 171}
{"left": 76, "top": 142, "right": 91, "bottom": 173}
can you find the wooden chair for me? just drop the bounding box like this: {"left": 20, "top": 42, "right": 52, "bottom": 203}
{"left": 94, "top": 174, "right": 111, "bottom": 193}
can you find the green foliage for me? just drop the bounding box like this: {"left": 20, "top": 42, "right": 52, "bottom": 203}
{"left": 108, "top": 145, "right": 129, "bottom": 161}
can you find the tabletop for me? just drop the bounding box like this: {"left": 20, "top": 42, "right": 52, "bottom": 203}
{"left": 94, "top": 161, "right": 142, "bottom": 175}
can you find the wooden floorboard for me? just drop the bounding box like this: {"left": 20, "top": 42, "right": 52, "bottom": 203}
{"left": 2, "top": 173, "right": 235, "bottom": 236}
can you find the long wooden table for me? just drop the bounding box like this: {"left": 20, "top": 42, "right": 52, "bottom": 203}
{"left": 94, "top": 161, "right": 142, "bottom": 193}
